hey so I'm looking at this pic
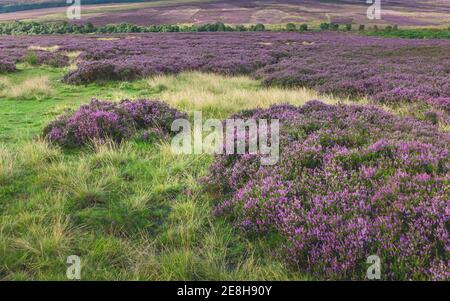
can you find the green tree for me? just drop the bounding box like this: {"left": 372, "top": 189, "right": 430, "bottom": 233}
{"left": 320, "top": 23, "right": 330, "bottom": 30}
{"left": 286, "top": 23, "right": 296, "bottom": 32}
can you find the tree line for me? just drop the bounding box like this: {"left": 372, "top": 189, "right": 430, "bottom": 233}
{"left": 0, "top": 21, "right": 448, "bottom": 38}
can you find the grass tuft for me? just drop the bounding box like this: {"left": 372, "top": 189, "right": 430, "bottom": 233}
{"left": 0, "top": 76, "right": 53, "bottom": 100}
{"left": 0, "top": 144, "right": 16, "bottom": 184}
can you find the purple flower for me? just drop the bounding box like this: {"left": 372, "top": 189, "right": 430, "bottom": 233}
{"left": 205, "top": 100, "right": 450, "bottom": 280}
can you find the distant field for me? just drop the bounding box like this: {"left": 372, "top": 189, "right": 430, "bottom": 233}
{"left": 0, "top": 31, "right": 449, "bottom": 280}
{"left": 0, "top": 1, "right": 150, "bottom": 13}
{"left": 0, "top": 0, "right": 449, "bottom": 27}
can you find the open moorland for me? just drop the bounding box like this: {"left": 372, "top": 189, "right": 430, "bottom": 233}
{"left": 0, "top": 30, "right": 449, "bottom": 280}
{"left": 1, "top": 32, "right": 449, "bottom": 123}
{"left": 0, "top": 0, "right": 449, "bottom": 27}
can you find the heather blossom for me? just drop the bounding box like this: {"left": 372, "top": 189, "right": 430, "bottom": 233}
{"left": 0, "top": 32, "right": 448, "bottom": 120}
{"left": 44, "top": 98, "right": 186, "bottom": 147}
{"left": 205, "top": 100, "right": 449, "bottom": 280}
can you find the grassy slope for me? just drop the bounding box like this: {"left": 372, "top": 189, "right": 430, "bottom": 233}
{"left": 2, "top": 63, "right": 362, "bottom": 280}
{"left": 1, "top": 58, "right": 447, "bottom": 279}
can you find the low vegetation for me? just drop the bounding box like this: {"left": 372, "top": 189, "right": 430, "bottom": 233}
{"left": 363, "top": 27, "right": 450, "bottom": 39}
{"left": 0, "top": 75, "right": 53, "bottom": 100}
{"left": 0, "top": 66, "right": 355, "bottom": 280}
{"left": 205, "top": 101, "right": 449, "bottom": 280}
{"left": 0, "top": 28, "right": 448, "bottom": 280}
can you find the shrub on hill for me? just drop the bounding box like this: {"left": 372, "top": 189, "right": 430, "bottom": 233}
{"left": 44, "top": 98, "right": 186, "bottom": 147}
{"left": 0, "top": 59, "right": 16, "bottom": 73}
{"left": 299, "top": 24, "right": 308, "bottom": 32}
{"left": 24, "top": 50, "right": 69, "bottom": 67}
{"left": 204, "top": 100, "right": 450, "bottom": 280}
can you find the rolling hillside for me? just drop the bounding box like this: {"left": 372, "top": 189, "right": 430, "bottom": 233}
{"left": 0, "top": 0, "right": 449, "bottom": 27}
{"left": 0, "top": 1, "right": 151, "bottom": 13}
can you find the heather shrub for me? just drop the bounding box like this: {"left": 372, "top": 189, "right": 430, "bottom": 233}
{"left": 2, "top": 32, "right": 448, "bottom": 119}
{"left": 44, "top": 99, "right": 133, "bottom": 147}
{"left": 23, "top": 50, "right": 69, "bottom": 68}
{"left": 120, "top": 99, "right": 187, "bottom": 132}
{"left": 0, "top": 59, "right": 16, "bottom": 73}
{"left": 63, "top": 62, "right": 142, "bottom": 84}
{"left": 205, "top": 100, "right": 449, "bottom": 280}
{"left": 44, "top": 99, "right": 185, "bottom": 147}
{"left": 138, "top": 128, "right": 169, "bottom": 143}
{"left": 37, "top": 52, "right": 70, "bottom": 68}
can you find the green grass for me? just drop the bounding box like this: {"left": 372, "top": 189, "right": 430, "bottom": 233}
{"left": 0, "top": 64, "right": 322, "bottom": 280}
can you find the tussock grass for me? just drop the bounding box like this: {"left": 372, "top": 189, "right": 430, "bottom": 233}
{"left": 0, "top": 76, "right": 11, "bottom": 90}
{"left": 18, "top": 139, "right": 61, "bottom": 169}
{"left": 88, "top": 139, "right": 136, "bottom": 167}
{"left": 0, "top": 76, "right": 53, "bottom": 100}
{"left": 42, "top": 159, "right": 121, "bottom": 209}
{"left": 1, "top": 135, "right": 298, "bottom": 280}
{"left": 145, "top": 72, "right": 362, "bottom": 118}
{"left": 0, "top": 144, "right": 16, "bottom": 184}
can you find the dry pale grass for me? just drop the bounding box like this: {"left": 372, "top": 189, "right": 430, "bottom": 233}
{"left": 96, "top": 37, "right": 121, "bottom": 41}
{"left": 0, "top": 144, "right": 16, "bottom": 184}
{"left": 18, "top": 139, "right": 61, "bottom": 169}
{"left": 0, "top": 76, "right": 11, "bottom": 91}
{"left": 65, "top": 51, "right": 82, "bottom": 71}
{"left": 28, "top": 45, "right": 60, "bottom": 52}
{"left": 12, "top": 212, "right": 79, "bottom": 258}
{"left": 145, "top": 72, "right": 368, "bottom": 117}
{"left": 0, "top": 76, "right": 53, "bottom": 100}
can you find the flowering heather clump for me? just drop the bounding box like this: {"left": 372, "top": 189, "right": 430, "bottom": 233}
{"left": 34, "top": 51, "right": 70, "bottom": 68}
{"left": 120, "top": 99, "right": 187, "bottom": 131}
{"left": 0, "top": 58, "right": 16, "bottom": 73}
{"left": 0, "top": 33, "right": 448, "bottom": 118}
{"left": 44, "top": 99, "right": 133, "bottom": 147}
{"left": 63, "top": 61, "right": 141, "bottom": 84}
{"left": 44, "top": 98, "right": 185, "bottom": 147}
{"left": 138, "top": 128, "right": 169, "bottom": 143}
{"left": 204, "top": 100, "right": 449, "bottom": 280}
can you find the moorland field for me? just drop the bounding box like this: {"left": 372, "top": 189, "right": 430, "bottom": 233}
{"left": 0, "top": 0, "right": 449, "bottom": 27}
{"left": 0, "top": 1, "right": 449, "bottom": 281}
